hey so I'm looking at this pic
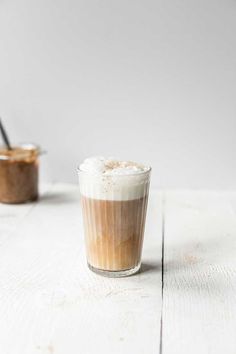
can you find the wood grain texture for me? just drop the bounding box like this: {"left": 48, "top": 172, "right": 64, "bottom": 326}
{"left": 162, "top": 191, "right": 236, "bottom": 354}
{"left": 0, "top": 184, "right": 162, "bottom": 354}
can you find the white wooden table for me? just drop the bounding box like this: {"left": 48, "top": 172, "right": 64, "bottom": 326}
{"left": 0, "top": 184, "right": 236, "bottom": 354}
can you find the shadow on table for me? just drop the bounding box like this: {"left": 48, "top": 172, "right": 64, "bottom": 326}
{"left": 141, "top": 261, "right": 160, "bottom": 274}
{"left": 39, "top": 192, "right": 79, "bottom": 205}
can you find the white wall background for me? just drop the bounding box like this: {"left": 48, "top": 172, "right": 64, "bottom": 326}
{"left": 0, "top": 0, "right": 235, "bottom": 188}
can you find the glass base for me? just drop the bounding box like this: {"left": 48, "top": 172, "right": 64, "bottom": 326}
{"left": 87, "top": 262, "right": 141, "bottom": 278}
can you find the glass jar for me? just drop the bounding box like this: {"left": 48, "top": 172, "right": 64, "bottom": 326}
{"left": 0, "top": 143, "right": 40, "bottom": 204}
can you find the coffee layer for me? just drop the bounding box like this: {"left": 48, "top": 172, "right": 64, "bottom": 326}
{"left": 81, "top": 196, "right": 148, "bottom": 271}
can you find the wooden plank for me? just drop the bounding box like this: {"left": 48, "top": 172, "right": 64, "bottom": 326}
{"left": 0, "top": 184, "right": 162, "bottom": 354}
{"left": 162, "top": 191, "right": 236, "bottom": 354}
{"left": 0, "top": 184, "right": 52, "bottom": 247}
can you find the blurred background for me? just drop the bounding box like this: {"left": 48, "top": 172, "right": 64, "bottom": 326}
{"left": 0, "top": 0, "right": 235, "bottom": 188}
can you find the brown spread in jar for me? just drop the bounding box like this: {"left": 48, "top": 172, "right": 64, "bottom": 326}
{"left": 0, "top": 145, "right": 39, "bottom": 204}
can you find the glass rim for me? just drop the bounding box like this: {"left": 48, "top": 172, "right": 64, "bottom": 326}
{"left": 77, "top": 165, "right": 152, "bottom": 177}
{"left": 0, "top": 143, "right": 42, "bottom": 160}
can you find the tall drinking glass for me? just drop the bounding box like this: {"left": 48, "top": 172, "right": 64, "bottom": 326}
{"left": 78, "top": 167, "right": 151, "bottom": 277}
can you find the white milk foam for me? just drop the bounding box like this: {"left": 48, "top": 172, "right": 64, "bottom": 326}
{"left": 78, "top": 157, "right": 151, "bottom": 201}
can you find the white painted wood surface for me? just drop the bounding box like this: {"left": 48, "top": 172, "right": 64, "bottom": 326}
{"left": 0, "top": 184, "right": 162, "bottom": 354}
{"left": 163, "top": 191, "right": 236, "bottom": 354}
{"left": 1, "top": 185, "right": 236, "bottom": 354}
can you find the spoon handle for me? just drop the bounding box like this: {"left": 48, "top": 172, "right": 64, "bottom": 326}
{"left": 0, "top": 118, "right": 12, "bottom": 150}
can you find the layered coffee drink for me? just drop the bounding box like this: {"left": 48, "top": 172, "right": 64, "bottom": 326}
{"left": 0, "top": 144, "right": 39, "bottom": 204}
{"left": 78, "top": 157, "right": 151, "bottom": 277}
